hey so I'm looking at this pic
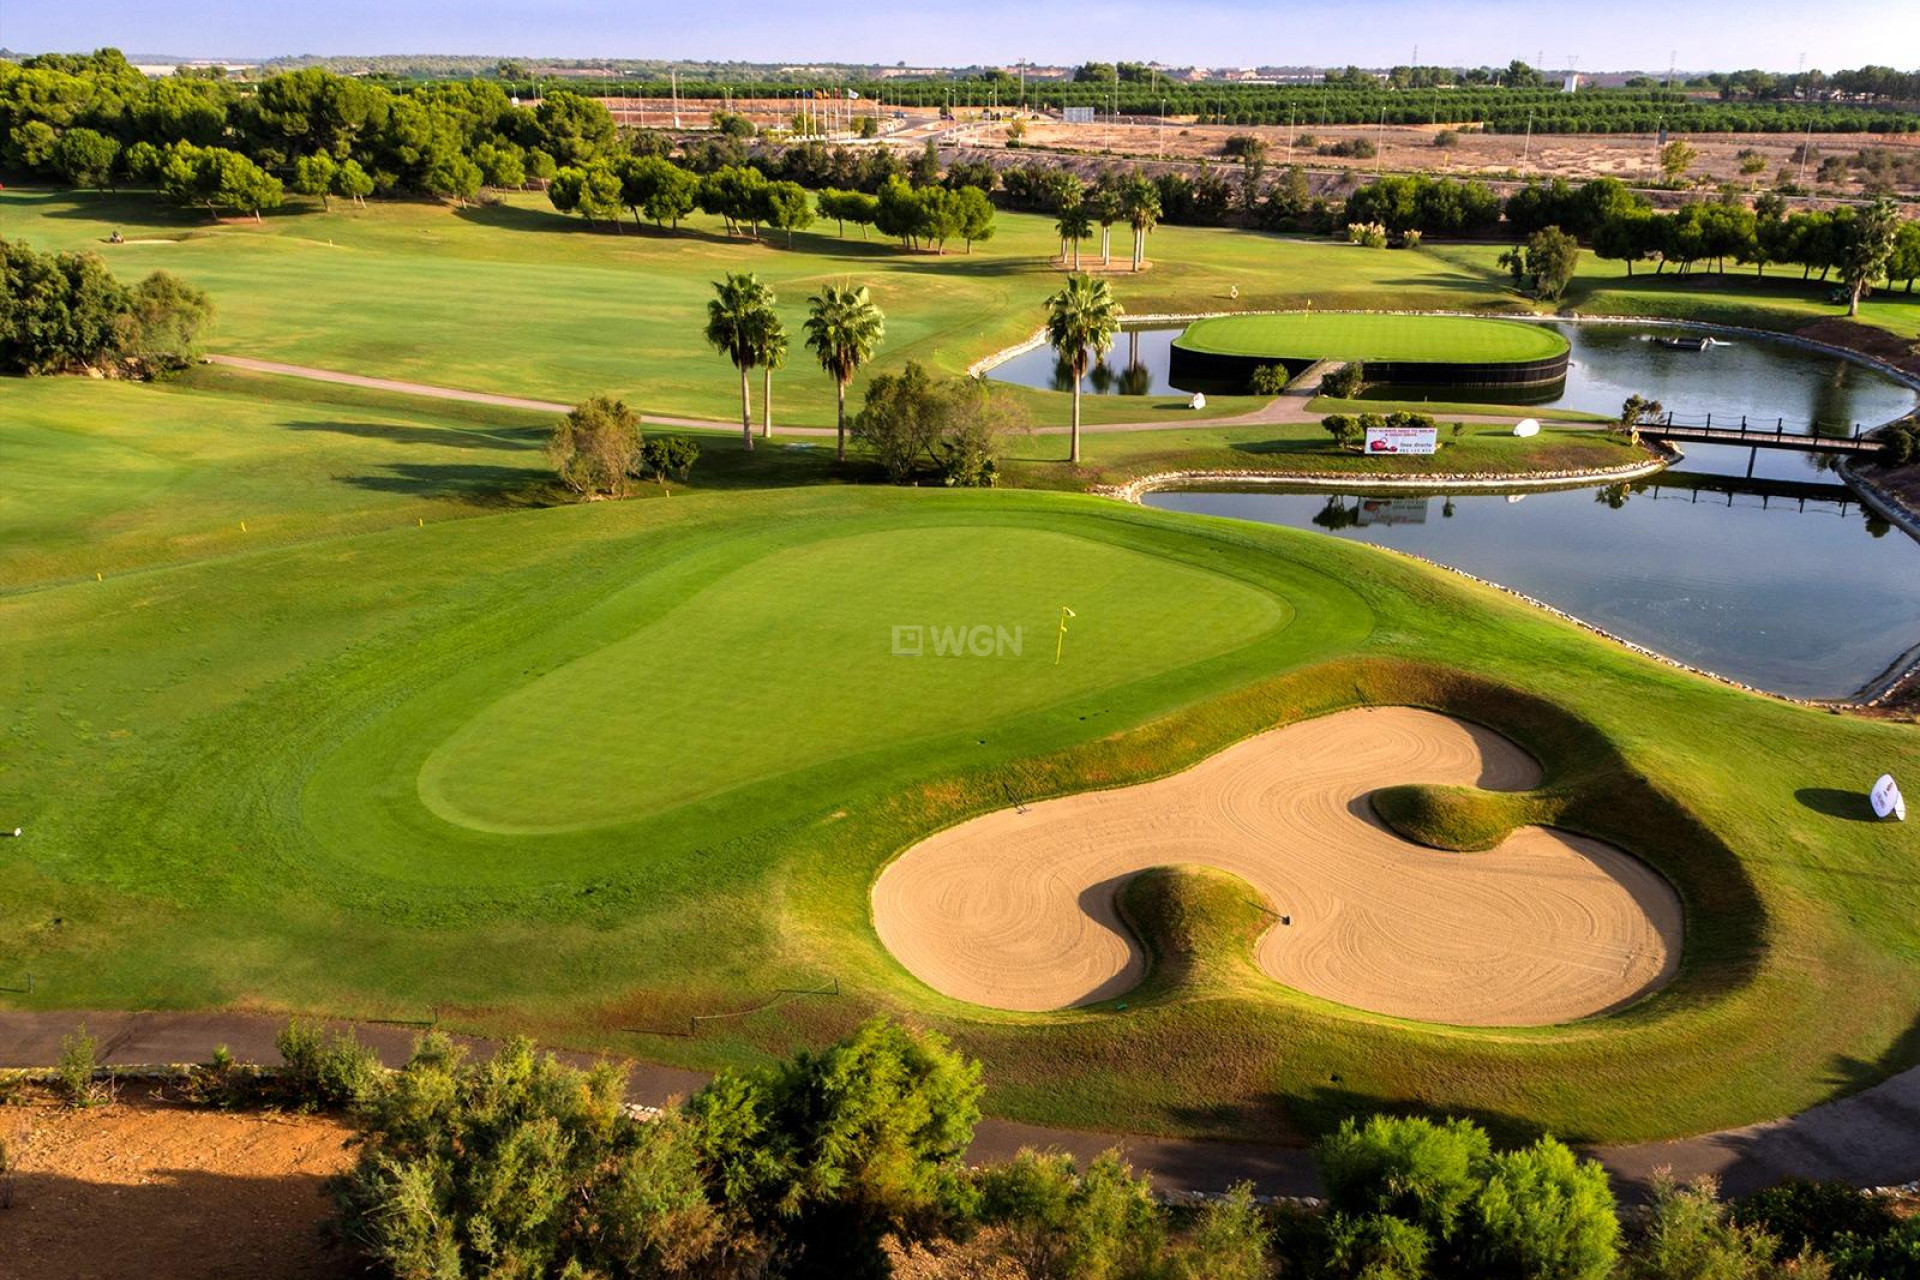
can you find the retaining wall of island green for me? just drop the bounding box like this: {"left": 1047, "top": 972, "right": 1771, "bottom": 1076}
{"left": 1171, "top": 312, "right": 1573, "bottom": 391}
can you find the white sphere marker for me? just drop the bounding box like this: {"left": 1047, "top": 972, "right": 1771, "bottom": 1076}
{"left": 1871, "top": 774, "right": 1905, "bottom": 821}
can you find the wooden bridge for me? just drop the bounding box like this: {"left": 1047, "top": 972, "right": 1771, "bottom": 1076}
{"left": 1642, "top": 415, "right": 1886, "bottom": 455}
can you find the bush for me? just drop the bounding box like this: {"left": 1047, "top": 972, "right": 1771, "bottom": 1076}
{"left": 978, "top": 1149, "right": 1166, "bottom": 1280}
{"left": 1320, "top": 1114, "right": 1492, "bottom": 1241}
{"left": 56, "top": 1027, "right": 101, "bottom": 1108}
{"left": 640, "top": 434, "right": 701, "bottom": 483}
{"left": 547, "top": 395, "right": 644, "bottom": 497}
{"left": 1322, "top": 361, "right": 1368, "bottom": 397}
{"left": 1346, "top": 220, "right": 1390, "bottom": 248}
{"left": 1464, "top": 1138, "right": 1619, "bottom": 1280}
{"left": 1621, "top": 1175, "right": 1799, "bottom": 1280}
{"left": 335, "top": 1033, "right": 721, "bottom": 1279}
{"left": 1249, "top": 363, "right": 1290, "bottom": 395}
{"left": 1734, "top": 1179, "right": 1899, "bottom": 1259}
{"left": 274, "top": 1019, "right": 382, "bottom": 1111}
{"left": 1, "top": 239, "right": 211, "bottom": 377}
{"left": 1399, "top": 229, "right": 1423, "bottom": 248}
{"left": 1434, "top": 129, "right": 1462, "bottom": 148}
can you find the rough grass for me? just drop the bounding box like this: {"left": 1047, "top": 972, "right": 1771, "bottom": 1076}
{"left": 1370, "top": 783, "right": 1539, "bottom": 852}
{"left": 1116, "top": 866, "right": 1278, "bottom": 997}
{"left": 1173, "top": 313, "right": 1571, "bottom": 363}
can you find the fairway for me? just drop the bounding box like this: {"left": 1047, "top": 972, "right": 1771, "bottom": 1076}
{"left": 1174, "top": 312, "right": 1572, "bottom": 364}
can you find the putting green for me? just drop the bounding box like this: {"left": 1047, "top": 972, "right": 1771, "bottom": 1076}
{"left": 414, "top": 525, "right": 1288, "bottom": 833}
{"left": 1174, "top": 313, "right": 1570, "bottom": 364}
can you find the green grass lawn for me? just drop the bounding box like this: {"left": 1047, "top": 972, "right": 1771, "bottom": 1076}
{"left": 5, "top": 377, "right": 1920, "bottom": 1148}
{"left": 1173, "top": 312, "right": 1571, "bottom": 364}
{"left": 6, "top": 189, "right": 1920, "bottom": 1151}
{"left": 1003, "top": 421, "right": 1641, "bottom": 489}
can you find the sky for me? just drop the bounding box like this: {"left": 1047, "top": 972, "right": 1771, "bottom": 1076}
{"left": 3, "top": 0, "right": 1915, "bottom": 73}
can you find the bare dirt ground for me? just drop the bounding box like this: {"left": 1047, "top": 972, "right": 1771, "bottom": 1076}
{"left": 0, "top": 1085, "right": 355, "bottom": 1280}
{"left": 962, "top": 117, "right": 1920, "bottom": 200}
{"left": 872, "top": 706, "right": 1682, "bottom": 1023}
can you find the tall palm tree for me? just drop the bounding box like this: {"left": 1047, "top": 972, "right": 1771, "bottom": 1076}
{"left": 1122, "top": 176, "right": 1161, "bottom": 271}
{"left": 803, "top": 283, "right": 886, "bottom": 462}
{"left": 705, "top": 272, "right": 776, "bottom": 450}
{"left": 1090, "top": 186, "right": 1121, "bottom": 267}
{"left": 1044, "top": 273, "right": 1123, "bottom": 465}
{"left": 759, "top": 311, "right": 788, "bottom": 439}
{"left": 1055, "top": 202, "right": 1094, "bottom": 271}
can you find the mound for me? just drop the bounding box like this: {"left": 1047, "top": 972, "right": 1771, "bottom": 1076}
{"left": 871, "top": 707, "right": 1681, "bottom": 1025}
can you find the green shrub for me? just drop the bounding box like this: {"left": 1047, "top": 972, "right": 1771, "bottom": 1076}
{"left": 1464, "top": 1137, "right": 1619, "bottom": 1280}
{"left": 1322, "top": 362, "right": 1368, "bottom": 397}
{"left": 1319, "top": 1114, "right": 1491, "bottom": 1242}
{"left": 1734, "top": 1179, "right": 1898, "bottom": 1259}
{"left": 274, "top": 1019, "right": 383, "bottom": 1111}
{"left": 1622, "top": 1175, "right": 1799, "bottom": 1280}
{"left": 978, "top": 1149, "right": 1167, "bottom": 1280}
{"left": 1249, "top": 363, "right": 1290, "bottom": 395}
{"left": 56, "top": 1027, "right": 101, "bottom": 1108}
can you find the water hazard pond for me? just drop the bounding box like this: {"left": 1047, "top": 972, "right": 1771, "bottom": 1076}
{"left": 1146, "top": 439, "right": 1920, "bottom": 700}
{"left": 991, "top": 320, "right": 1919, "bottom": 433}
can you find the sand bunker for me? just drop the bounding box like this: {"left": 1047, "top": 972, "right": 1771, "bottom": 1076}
{"left": 872, "top": 707, "right": 1681, "bottom": 1025}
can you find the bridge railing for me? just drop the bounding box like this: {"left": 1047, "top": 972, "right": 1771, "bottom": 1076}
{"left": 1654, "top": 410, "right": 1867, "bottom": 440}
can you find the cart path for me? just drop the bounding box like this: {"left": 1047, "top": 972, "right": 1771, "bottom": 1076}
{"left": 206, "top": 354, "right": 1553, "bottom": 437}
{"left": 3, "top": 1008, "right": 1915, "bottom": 1201}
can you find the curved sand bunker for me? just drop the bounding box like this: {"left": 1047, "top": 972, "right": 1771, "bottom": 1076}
{"left": 872, "top": 708, "right": 1681, "bottom": 1025}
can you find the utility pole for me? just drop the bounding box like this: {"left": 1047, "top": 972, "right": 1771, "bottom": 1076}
{"left": 1522, "top": 110, "right": 1534, "bottom": 167}
{"left": 671, "top": 70, "right": 681, "bottom": 129}
{"left": 1376, "top": 104, "right": 1386, "bottom": 174}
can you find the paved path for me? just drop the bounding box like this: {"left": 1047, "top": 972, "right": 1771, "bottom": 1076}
{"left": 207, "top": 354, "right": 1553, "bottom": 439}
{"left": 4, "top": 1009, "right": 1915, "bottom": 1200}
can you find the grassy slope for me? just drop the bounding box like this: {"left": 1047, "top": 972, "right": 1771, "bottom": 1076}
{"left": 3, "top": 407, "right": 1919, "bottom": 1146}
{"left": 5, "top": 191, "right": 1920, "bottom": 1148}
{"left": 2, "top": 190, "right": 1524, "bottom": 428}
{"left": 1174, "top": 312, "right": 1570, "bottom": 362}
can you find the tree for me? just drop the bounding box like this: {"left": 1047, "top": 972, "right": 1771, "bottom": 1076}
{"left": 852, "top": 361, "right": 946, "bottom": 482}
{"left": 548, "top": 161, "right": 623, "bottom": 229}
{"left": 547, "top": 395, "right": 643, "bottom": 497}
{"left": 803, "top": 282, "right": 886, "bottom": 462}
{"left": 761, "top": 180, "right": 815, "bottom": 248}
{"left": 1622, "top": 1175, "right": 1802, "bottom": 1280}
{"left": 640, "top": 435, "right": 702, "bottom": 482}
{"left": 910, "top": 137, "right": 940, "bottom": 188}
{"left": 1502, "top": 226, "right": 1581, "bottom": 300}
{"left": 121, "top": 270, "right": 214, "bottom": 371}
{"left": 705, "top": 272, "right": 776, "bottom": 450}
{"left": 332, "top": 158, "right": 373, "bottom": 208}
{"left": 1055, "top": 202, "right": 1094, "bottom": 269}
{"left": 758, "top": 307, "right": 787, "bottom": 439}
{"left": 0, "top": 239, "right": 130, "bottom": 375}
{"left": 1319, "top": 1115, "right": 1491, "bottom": 1244}
{"left": 686, "top": 1016, "right": 982, "bottom": 1280}
{"left": 953, "top": 185, "right": 996, "bottom": 253}
{"left": 1463, "top": 1138, "right": 1619, "bottom": 1280}
{"left": 1840, "top": 197, "right": 1901, "bottom": 316}
{"left": 1121, "top": 174, "right": 1162, "bottom": 270}
{"left": 290, "top": 151, "right": 338, "bottom": 208}
{"left": 1043, "top": 273, "right": 1123, "bottom": 464}
{"left": 978, "top": 1150, "right": 1166, "bottom": 1280}
{"left": 936, "top": 378, "right": 1029, "bottom": 487}
{"left": 334, "top": 1034, "right": 720, "bottom": 1278}
{"left": 50, "top": 127, "right": 118, "bottom": 189}
{"left": 1659, "top": 139, "right": 1698, "bottom": 182}
{"left": 1617, "top": 394, "right": 1665, "bottom": 446}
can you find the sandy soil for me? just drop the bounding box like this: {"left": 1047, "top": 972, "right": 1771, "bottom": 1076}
{"left": 872, "top": 707, "right": 1681, "bottom": 1024}
{"left": 983, "top": 118, "right": 1920, "bottom": 199}
{"left": 0, "top": 1086, "right": 355, "bottom": 1280}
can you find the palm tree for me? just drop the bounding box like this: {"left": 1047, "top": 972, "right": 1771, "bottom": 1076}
{"left": 1091, "top": 186, "right": 1121, "bottom": 267}
{"left": 1121, "top": 176, "right": 1161, "bottom": 271}
{"left": 803, "top": 283, "right": 887, "bottom": 462}
{"left": 1044, "top": 273, "right": 1123, "bottom": 465}
{"left": 705, "top": 272, "right": 776, "bottom": 450}
{"left": 1055, "top": 202, "right": 1093, "bottom": 271}
{"left": 759, "top": 310, "right": 788, "bottom": 439}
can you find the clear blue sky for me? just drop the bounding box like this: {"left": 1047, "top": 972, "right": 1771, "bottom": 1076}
{"left": 3, "top": 0, "right": 1913, "bottom": 73}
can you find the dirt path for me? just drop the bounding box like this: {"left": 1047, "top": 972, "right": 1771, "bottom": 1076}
{"left": 2, "top": 1007, "right": 1917, "bottom": 1202}
{"left": 205, "top": 354, "right": 1540, "bottom": 437}
{"left": 873, "top": 707, "right": 1680, "bottom": 1023}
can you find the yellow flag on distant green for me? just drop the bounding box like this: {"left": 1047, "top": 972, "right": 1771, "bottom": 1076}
{"left": 1055, "top": 606, "right": 1077, "bottom": 665}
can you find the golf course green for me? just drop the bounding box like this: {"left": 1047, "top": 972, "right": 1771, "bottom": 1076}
{"left": 1174, "top": 312, "right": 1571, "bottom": 365}
{"left": 5, "top": 185, "right": 1920, "bottom": 1150}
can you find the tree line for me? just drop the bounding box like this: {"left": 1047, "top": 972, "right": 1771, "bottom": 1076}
{"left": 164, "top": 1013, "right": 1920, "bottom": 1280}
